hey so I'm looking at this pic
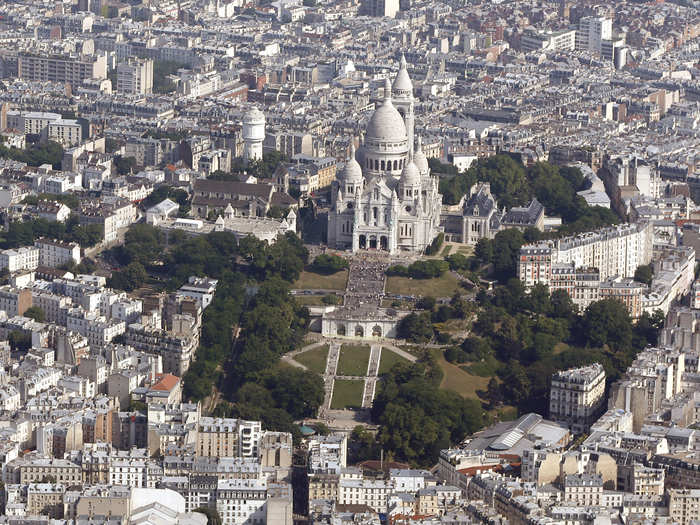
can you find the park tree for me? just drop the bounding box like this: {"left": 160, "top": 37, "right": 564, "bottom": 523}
{"left": 311, "top": 254, "right": 349, "bottom": 274}
{"left": 526, "top": 283, "right": 551, "bottom": 315}
{"left": 397, "top": 312, "right": 433, "bottom": 343}
{"left": 416, "top": 296, "right": 436, "bottom": 310}
{"left": 486, "top": 378, "right": 503, "bottom": 407}
{"left": 550, "top": 289, "right": 577, "bottom": 319}
{"left": 23, "top": 306, "right": 45, "bottom": 322}
{"left": 108, "top": 261, "right": 148, "bottom": 292}
{"left": 500, "top": 361, "right": 531, "bottom": 406}
{"left": 581, "top": 299, "right": 633, "bottom": 350}
{"left": 114, "top": 155, "right": 137, "bottom": 175}
{"left": 473, "top": 238, "right": 494, "bottom": 265}
{"left": 194, "top": 507, "right": 222, "bottom": 525}
{"left": 492, "top": 229, "right": 525, "bottom": 281}
{"left": 634, "top": 264, "right": 654, "bottom": 286}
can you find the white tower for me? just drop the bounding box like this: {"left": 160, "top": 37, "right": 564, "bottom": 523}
{"left": 393, "top": 54, "right": 415, "bottom": 154}
{"left": 242, "top": 107, "right": 265, "bottom": 164}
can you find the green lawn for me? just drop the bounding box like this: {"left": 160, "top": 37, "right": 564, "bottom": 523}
{"left": 337, "top": 344, "right": 371, "bottom": 376}
{"left": 441, "top": 244, "right": 453, "bottom": 256}
{"left": 378, "top": 348, "right": 410, "bottom": 374}
{"left": 294, "top": 295, "right": 326, "bottom": 306}
{"left": 294, "top": 269, "right": 348, "bottom": 290}
{"left": 295, "top": 294, "right": 342, "bottom": 306}
{"left": 331, "top": 379, "right": 365, "bottom": 409}
{"left": 431, "top": 349, "right": 489, "bottom": 400}
{"left": 294, "top": 345, "right": 329, "bottom": 374}
{"left": 386, "top": 272, "right": 460, "bottom": 298}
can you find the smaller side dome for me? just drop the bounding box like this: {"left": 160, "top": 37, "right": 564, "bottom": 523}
{"left": 400, "top": 158, "right": 421, "bottom": 187}
{"left": 414, "top": 136, "right": 429, "bottom": 175}
{"left": 393, "top": 54, "right": 413, "bottom": 97}
{"left": 340, "top": 142, "right": 363, "bottom": 184}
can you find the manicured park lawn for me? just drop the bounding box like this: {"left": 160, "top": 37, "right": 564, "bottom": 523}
{"left": 431, "top": 349, "right": 489, "bottom": 400}
{"left": 294, "top": 269, "right": 348, "bottom": 290}
{"left": 294, "top": 295, "right": 327, "bottom": 306}
{"left": 337, "top": 344, "right": 371, "bottom": 376}
{"left": 378, "top": 348, "right": 410, "bottom": 374}
{"left": 331, "top": 379, "right": 365, "bottom": 409}
{"left": 386, "top": 272, "right": 460, "bottom": 298}
{"left": 294, "top": 345, "right": 329, "bottom": 375}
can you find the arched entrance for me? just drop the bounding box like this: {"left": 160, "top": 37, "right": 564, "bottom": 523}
{"left": 359, "top": 235, "right": 367, "bottom": 249}
{"left": 369, "top": 235, "right": 377, "bottom": 250}
{"left": 372, "top": 325, "right": 382, "bottom": 337}
{"left": 337, "top": 324, "right": 346, "bottom": 336}
{"left": 380, "top": 236, "right": 388, "bottom": 251}
{"left": 355, "top": 325, "right": 364, "bottom": 337}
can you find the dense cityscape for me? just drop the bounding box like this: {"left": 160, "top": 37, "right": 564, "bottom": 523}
{"left": 0, "top": 0, "right": 699, "bottom": 523}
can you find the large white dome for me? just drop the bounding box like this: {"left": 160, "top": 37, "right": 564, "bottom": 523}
{"left": 365, "top": 79, "right": 407, "bottom": 144}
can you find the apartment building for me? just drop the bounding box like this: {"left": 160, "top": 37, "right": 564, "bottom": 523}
{"left": 30, "top": 291, "right": 72, "bottom": 325}
{"left": 338, "top": 478, "right": 394, "bottom": 512}
{"left": 66, "top": 308, "right": 126, "bottom": 348}
{"left": 521, "top": 29, "right": 576, "bottom": 53}
{"left": 549, "top": 264, "right": 600, "bottom": 310}
{"left": 47, "top": 119, "right": 82, "bottom": 147}
{"left": 124, "top": 138, "right": 164, "bottom": 168}
{"left": 575, "top": 16, "right": 612, "bottom": 54}
{"left": 618, "top": 464, "right": 665, "bottom": 496}
{"left": 0, "top": 246, "right": 40, "bottom": 273}
{"left": 669, "top": 488, "right": 700, "bottom": 525}
{"left": 34, "top": 239, "right": 81, "bottom": 268}
{"left": 550, "top": 364, "right": 606, "bottom": 434}
{"left": 216, "top": 478, "right": 268, "bottom": 525}
{"left": 292, "top": 154, "right": 337, "bottom": 190}
{"left": 519, "top": 222, "right": 653, "bottom": 288}
{"left": 7, "top": 110, "right": 61, "bottom": 136}
{"left": 197, "top": 417, "right": 262, "bottom": 458}
{"left": 37, "top": 201, "right": 71, "bottom": 223}
{"left": 27, "top": 483, "right": 66, "bottom": 519}
{"left": 599, "top": 278, "right": 646, "bottom": 319}
{"left": 17, "top": 458, "right": 82, "bottom": 484}
{"left": 116, "top": 58, "right": 153, "bottom": 94}
{"left": 563, "top": 474, "right": 604, "bottom": 506}
{"left": 123, "top": 317, "right": 198, "bottom": 376}
{"left": 109, "top": 457, "right": 147, "bottom": 488}
{"left": 18, "top": 53, "right": 107, "bottom": 87}
{"left": 0, "top": 286, "right": 32, "bottom": 316}
{"left": 176, "top": 277, "right": 218, "bottom": 310}
{"left": 78, "top": 198, "right": 137, "bottom": 243}
{"left": 363, "top": 0, "right": 399, "bottom": 17}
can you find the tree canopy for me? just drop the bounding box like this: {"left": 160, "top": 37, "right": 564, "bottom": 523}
{"left": 439, "top": 155, "right": 619, "bottom": 237}
{"left": 0, "top": 141, "right": 64, "bottom": 169}
{"left": 311, "top": 254, "right": 349, "bottom": 274}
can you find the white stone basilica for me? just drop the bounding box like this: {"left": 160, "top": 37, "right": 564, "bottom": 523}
{"left": 327, "top": 57, "right": 443, "bottom": 254}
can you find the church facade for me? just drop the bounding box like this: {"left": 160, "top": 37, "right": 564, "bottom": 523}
{"left": 327, "top": 57, "right": 443, "bottom": 254}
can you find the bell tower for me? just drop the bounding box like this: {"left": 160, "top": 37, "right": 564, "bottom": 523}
{"left": 392, "top": 54, "right": 415, "bottom": 154}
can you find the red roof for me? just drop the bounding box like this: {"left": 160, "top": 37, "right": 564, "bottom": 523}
{"left": 150, "top": 373, "right": 180, "bottom": 392}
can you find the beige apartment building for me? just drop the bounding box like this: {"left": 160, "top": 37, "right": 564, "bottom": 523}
{"left": 27, "top": 483, "right": 66, "bottom": 519}
{"left": 18, "top": 53, "right": 107, "bottom": 87}
{"left": 196, "top": 417, "right": 262, "bottom": 458}
{"left": 670, "top": 488, "right": 700, "bottom": 525}
{"left": 549, "top": 363, "right": 606, "bottom": 434}
{"left": 19, "top": 459, "right": 82, "bottom": 484}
